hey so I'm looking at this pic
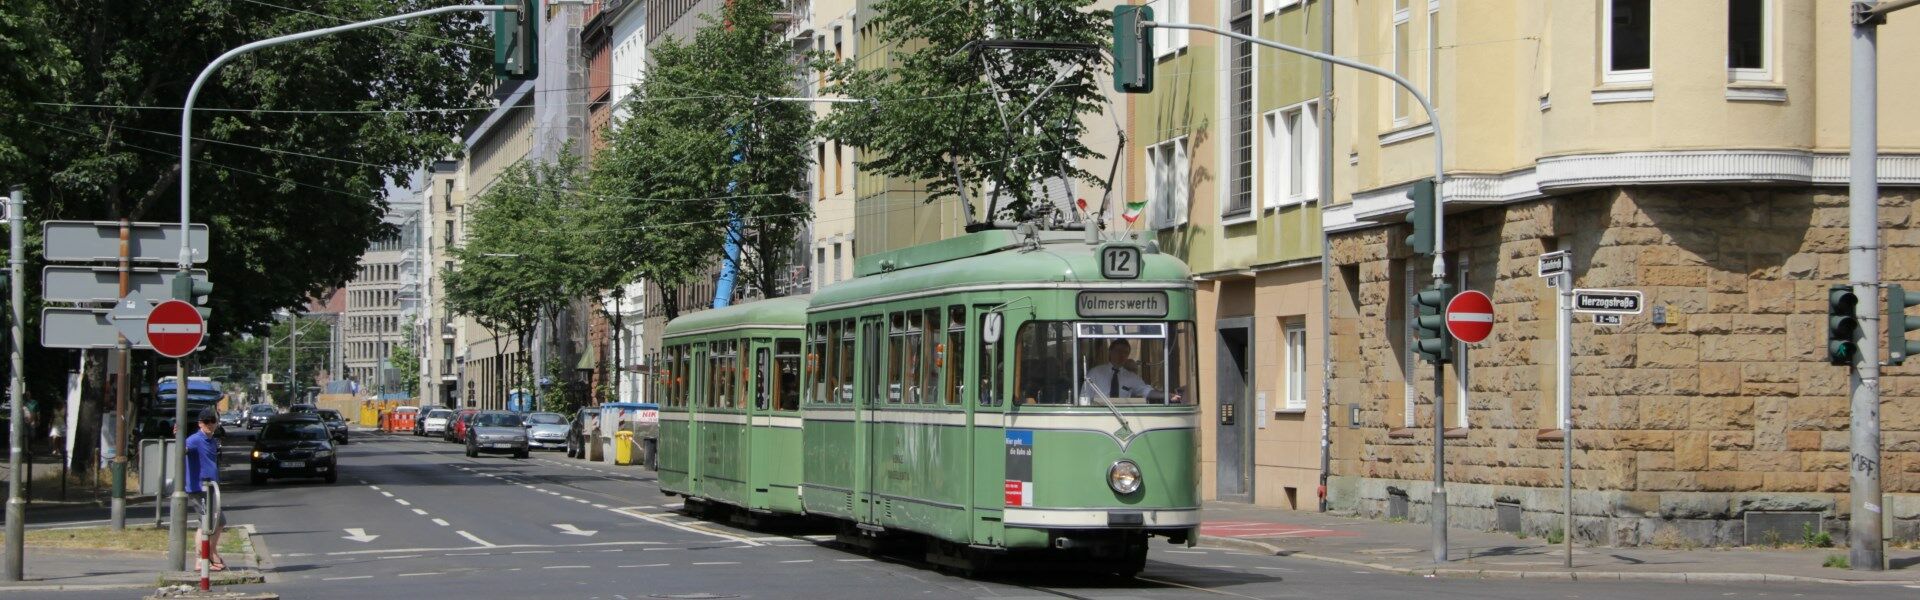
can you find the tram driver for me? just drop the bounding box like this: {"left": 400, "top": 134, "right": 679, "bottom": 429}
{"left": 1080, "top": 339, "right": 1164, "bottom": 404}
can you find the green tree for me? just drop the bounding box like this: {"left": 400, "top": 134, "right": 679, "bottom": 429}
{"left": 202, "top": 314, "right": 335, "bottom": 404}
{"left": 386, "top": 331, "right": 421, "bottom": 399}
{"left": 591, "top": 0, "right": 813, "bottom": 312}
{"left": 814, "top": 0, "right": 1111, "bottom": 222}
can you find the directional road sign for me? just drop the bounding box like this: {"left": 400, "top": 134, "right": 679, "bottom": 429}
{"left": 111, "top": 293, "right": 154, "bottom": 345}
{"left": 43, "top": 266, "right": 208, "bottom": 304}
{"left": 1573, "top": 289, "right": 1644, "bottom": 315}
{"left": 43, "top": 221, "right": 208, "bottom": 264}
{"left": 1444, "top": 290, "right": 1495, "bottom": 344}
{"left": 147, "top": 299, "right": 206, "bottom": 358}
{"left": 41, "top": 308, "right": 126, "bottom": 349}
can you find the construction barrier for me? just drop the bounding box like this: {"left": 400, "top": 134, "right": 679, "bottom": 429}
{"left": 383, "top": 410, "right": 417, "bottom": 433}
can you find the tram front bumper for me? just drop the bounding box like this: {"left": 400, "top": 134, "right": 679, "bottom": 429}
{"left": 1001, "top": 507, "right": 1200, "bottom": 529}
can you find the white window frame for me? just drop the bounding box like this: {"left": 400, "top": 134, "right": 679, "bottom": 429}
{"left": 1154, "top": 0, "right": 1190, "bottom": 59}
{"left": 1262, "top": 100, "right": 1320, "bottom": 209}
{"left": 1147, "top": 137, "right": 1191, "bottom": 229}
{"left": 1265, "top": 0, "right": 1302, "bottom": 17}
{"left": 1602, "top": 0, "right": 1653, "bottom": 85}
{"left": 1284, "top": 324, "right": 1307, "bottom": 410}
{"left": 1391, "top": 1, "right": 1412, "bottom": 124}
{"left": 1727, "top": 0, "right": 1771, "bottom": 83}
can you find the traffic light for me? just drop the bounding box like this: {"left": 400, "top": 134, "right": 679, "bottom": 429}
{"left": 172, "top": 272, "right": 213, "bottom": 305}
{"left": 1404, "top": 178, "right": 1437, "bottom": 256}
{"left": 494, "top": 0, "right": 538, "bottom": 81}
{"left": 1828, "top": 285, "right": 1859, "bottom": 365}
{"left": 1413, "top": 283, "right": 1452, "bottom": 365}
{"left": 1889, "top": 284, "right": 1920, "bottom": 366}
{"left": 1112, "top": 5, "right": 1154, "bottom": 93}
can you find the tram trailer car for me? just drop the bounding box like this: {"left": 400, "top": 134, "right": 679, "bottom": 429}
{"left": 657, "top": 229, "right": 1199, "bottom": 575}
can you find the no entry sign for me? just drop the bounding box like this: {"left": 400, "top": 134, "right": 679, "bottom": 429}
{"left": 146, "top": 299, "right": 205, "bottom": 358}
{"left": 1445, "top": 290, "right": 1495, "bottom": 344}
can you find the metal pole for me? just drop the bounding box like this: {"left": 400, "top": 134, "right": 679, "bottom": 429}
{"left": 1848, "top": 0, "right": 1885, "bottom": 572}
{"left": 111, "top": 220, "right": 131, "bottom": 531}
{"left": 1147, "top": 21, "right": 1450, "bottom": 562}
{"left": 290, "top": 316, "right": 298, "bottom": 403}
{"left": 167, "top": 358, "right": 187, "bottom": 570}
{"left": 5, "top": 185, "right": 28, "bottom": 581}
{"left": 1559, "top": 273, "right": 1574, "bottom": 567}
{"left": 1315, "top": 0, "right": 1335, "bottom": 514}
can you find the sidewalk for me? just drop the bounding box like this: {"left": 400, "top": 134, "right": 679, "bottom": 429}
{"left": 0, "top": 547, "right": 170, "bottom": 592}
{"left": 1196, "top": 501, "right": 1920, "bottom": 585}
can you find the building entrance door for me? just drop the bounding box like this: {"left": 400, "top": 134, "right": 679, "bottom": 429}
{"left": 1215, "top": 318, "right": 1254, "bottom": 503}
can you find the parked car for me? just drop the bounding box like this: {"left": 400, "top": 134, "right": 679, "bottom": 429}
{"left": 287, "top": 403, "right": 318, "bottom": 414}
{"left": 464, "top": 411, "right": 529, "bottom": 458}
{"left": 317, "top": 409, "right": 350, "bottom": 445}
{"left": 249, "top": 414, "right": 337, "bottom": 484}
{"left": 420, "top": 409, "right": 454, "bottom": 437}
{"left": 445, "top": 408, "right": 479, "bottom": 443}
{"left": 524, "top": 412, "right": 568, "bottom": 451}
{"left": 412, "top": 406, "right": 438, "bottom": 436}
{"left": 565, "top": 407, "right": 599, "bottom": 458}
{"left": 244, "top": 404, "right": 278, "bottom": 429}
{"left": 220, "top": 410, "right": 243, "bottom": 429}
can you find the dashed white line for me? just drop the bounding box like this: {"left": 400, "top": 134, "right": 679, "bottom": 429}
{"left": 692, "top": 562, "right": 740, "bottom": 566}
{"left": 395, "top": 499, "right": 412, "bottom": 506}
{"left": 592, "top": 504, "right": 609, "bottom": 509}
{"left": 836, "top": 558, "right": 873, "bottom": 563}
{"left": 447, "top": 552, "right": 490, "bottom": 557}
{"left": 367, "top": 485, "right": 381, "bottom": 491}
{"left": 323, "top": 576, "right": 373, "bottom": 581}
{"left": 456, "top": 531, "right": 495, "bottom": 547}
{"left": 380, "top": 491, "right": 395, "bottom": 498}
{"left": 512, "top": 550, "right": 554, "bottom": 555}
{"left": 780, "top": 559, "right": 814, "bottom": 563}
{"left": 619, "top": 563, "right": 671, "bottom": 568}
{"left": 432, "top": 519, "right": 450, "bottom": 527}
{"left": 375, "top": 554, "right": 423, "bottom": 560}
{"left": 398, "top": 572, "right": 443, "bottom": 577}
{"left": 411, "top": 508, "right": 428, "bottom": 516}
{"left": 543, "top": 565, "right": 591, "bottom": 570}
{"left": 561, "top": 495, "right": 577, "bottom": 501}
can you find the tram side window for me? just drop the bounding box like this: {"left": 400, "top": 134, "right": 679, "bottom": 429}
{"left": 755, "top": 346, "right": 771, "bottom": 411}
{"left": 945, "top": 306, "right": 965, "bottom": 405}
{"left": 903, "top": 311, "right": 924, "bottom": 404}
{"left": 776, "top": 339, "right": 801, "bottom": 411}
{"left": 836, "top": 319, "right": 856, "bottom": 403}
{"left": 1015, "top": 321, "right": 1077, "bottom": 405}
{"left": 978, "top": 307, "right": 1004, "bottom": 407}
{"left": 808, "top": 325, "right": 827, "bottom": 406}
{"left": 885, "top": 313, "right": 904, "bottom": 403}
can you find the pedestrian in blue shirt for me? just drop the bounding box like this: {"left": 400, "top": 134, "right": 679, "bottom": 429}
{"left": 184, "top": 408, "right": 226, "bottom": 571}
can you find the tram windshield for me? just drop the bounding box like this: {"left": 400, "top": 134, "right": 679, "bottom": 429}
{"left": 1014, "top": 321, "right": 1196, "bottom": 406}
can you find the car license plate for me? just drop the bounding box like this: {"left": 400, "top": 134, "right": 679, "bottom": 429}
{"left": 280, "top": 461, "right": 305, "bottom": 468}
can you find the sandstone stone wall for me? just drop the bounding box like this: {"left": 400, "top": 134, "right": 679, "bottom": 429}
{"left": 1325, "top": 187, "right": 1920, "bottom": 546}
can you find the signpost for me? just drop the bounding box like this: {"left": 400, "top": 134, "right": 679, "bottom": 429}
{"left": 42, "top": 221, "right": 207, "bottom": 264}
{"left": 1444, "top": 290, "right": 1494, "bottom": 344}
{"left": 43, "top": 267, "right": 207, "bottom": 304}
{"left": 1573, "top": 289, "right": 1644, "bottom": 315}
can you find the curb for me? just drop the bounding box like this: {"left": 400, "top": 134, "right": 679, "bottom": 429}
{"left": 1194, "top": 535, "right": 1920, "bottom": 586}
{"left": 0, "top": 583, "right": 154, "bottom": 593}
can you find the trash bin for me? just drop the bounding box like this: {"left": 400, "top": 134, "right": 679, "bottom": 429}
{"left": 643, "top": 437, "right": 658, "bottom": 471}
{"left": 614, "top": 431, "right": 634, "bottom": 465}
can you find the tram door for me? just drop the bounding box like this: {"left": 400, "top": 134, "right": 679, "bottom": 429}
{"left": 856, "top": 317, "right": 884, "bottom": 523}
{"left": 1215, "top": 319, "right": 1254, "bottom": 503}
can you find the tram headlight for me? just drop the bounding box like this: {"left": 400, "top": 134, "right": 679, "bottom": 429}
{"left": 1108, "top": 460, "right": 1143, "bottom": 495}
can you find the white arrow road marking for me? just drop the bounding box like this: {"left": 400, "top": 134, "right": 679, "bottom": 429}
{"left": 342, "top": 528, "right": 379, "bottom": 543}
{"left": 554, "top": 524, "right": 599, "bottom": 537}
{"left": 456, "top": 531, "right": 495, "bottom": 547}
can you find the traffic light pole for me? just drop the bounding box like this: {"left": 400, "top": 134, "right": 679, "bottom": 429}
{"left": 1145, "top": 21, "right": 1452, "bottom": 564}
{"left": 5, "top": 186, "right": 27, "bottom": 581}
{"left": 171, "top": 2, "right": 515, "bottom": 571}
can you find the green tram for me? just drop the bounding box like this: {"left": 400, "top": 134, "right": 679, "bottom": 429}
{"left": 656, "top": 229, "right": 1199, "bottom": 574}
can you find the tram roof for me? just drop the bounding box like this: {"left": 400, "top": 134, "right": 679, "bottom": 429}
{"left": 663, "top": 294, "right": 811, "bottom": 337}
{"left": 813, "top": 229, "right": 1190, "bottom": 311}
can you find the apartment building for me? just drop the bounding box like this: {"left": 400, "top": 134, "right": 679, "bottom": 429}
{"left": 343, "top": 201, "right": 417, "bottom": 399}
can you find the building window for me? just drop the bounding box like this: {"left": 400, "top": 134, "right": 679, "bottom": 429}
{"left": 1154, "top": 0, "right": 1190, "bottom": 59}
{"left": 832, "top": 142, "right": 843, "bottom": 195}
{"left": 1225, "top": 0, "right": 1255, "bottom": 218}
{"left": 816, "top": 143, "right": 827, "bottom": 200}
{"left": 1392, "top": 0, "right": 1411, "bottom": 123}
{"left": 1604, "top": 0, "right": 1652, "bottom": 84}
{"left": 1263, "top": 100, "right": 1319, "bottom": 208}
{"left": 1284, "top": 323, "right": 1307, "bottom": 410}
{"left": 1728, "top": 0, "right": 1768, "bottom": 81}
{"left": 1264, "top": 0, "right": 1301, "bottom": 15}
{"left": 1146, "top": 136, "right": 1190, "bottom": 229}
{"left": 831, "top": 243, "right": 843, "bottom": 283}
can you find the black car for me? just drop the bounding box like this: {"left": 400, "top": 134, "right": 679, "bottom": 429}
{"left": 565, "top": 407, "right": 599, "bottom": 458}
{"left": 317, "top": 409, "right": 350, "bottom": 445}
{"left": 250, "top": 414, "right": 337, "bottom": 484}
{"left": 244, "top": 404, "right": 278, "bottom": 429}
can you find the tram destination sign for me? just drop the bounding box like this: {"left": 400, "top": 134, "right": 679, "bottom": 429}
{"left": 1077, "top": 291, "right": 1167, "bottom": 318}
{"left": 1573, "top": 289, "right": 1644, "bottom": 315}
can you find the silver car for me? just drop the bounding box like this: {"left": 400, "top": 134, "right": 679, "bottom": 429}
{"left": 421, "top": 409, "right": 454, "bottom": 436}
{"left": 465, "top": 411, "right": 529, "bottom": 459}
{"left": 524, "top": 412, "right": 569, "bottom": 451}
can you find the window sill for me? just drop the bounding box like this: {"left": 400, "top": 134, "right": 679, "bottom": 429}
{"left": 1443, "top": 427, "right": 1468, "bottom": 439}
{"left": 1379, "top": 122, "right": 1434, "bottom": 146}
{"left": 1221, "top": 211, "right": 1259, "bottom": 227}
{"left": 1535, "top": 428, "right": 1564, "bottom": 442}
{"left": 1387, "top": 427, "right": 1416, "bottom": 439}
{"left": 1266, "top": 195, "right": 1318, "bottom": 211}
{"left": 1591, "top": 85, "right": 1654, "bottom": 105}
{"left": 1274, "top": 408, "right": 1308, "bottom": 415}
{"left": 1726, "top": 84, "right": 1787, "bottom": 103}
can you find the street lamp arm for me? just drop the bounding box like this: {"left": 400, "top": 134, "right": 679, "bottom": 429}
{"left": 1146, "top": 21, "right": 1447, "bottom": 280}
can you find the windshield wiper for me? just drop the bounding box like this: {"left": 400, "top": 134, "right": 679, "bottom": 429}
{"left": 1080, "top": 376, "right": 1135, "bottom": 442}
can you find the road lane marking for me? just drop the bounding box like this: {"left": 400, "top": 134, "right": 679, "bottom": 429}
{"left": 395, "top": 499, "right": 412, "bottom": 506}
{"left": 456, "top": 531, "right": 495, "bottom": 547}
{"left": 447, "top": 552, "right": 490, "bottom": 556}
{"left": 543, "top": 565, "right": 591, "bottom": 569}
{"left": 323, "top": 576, "right": 373, "bottom": 581}
{"left": 398, "top": 572, "right": 442, "bottom": 577}
{"left": 342, "top": 528, "right": 380, "bottom": 543}
{"left": 367, "top": 485, "right": 380, "bottom": 491}
{"left": 592, "top": 504, "right": 609, "bottom": 509}
{"left": 432, "top": 519, "right": 449, "bottom": 527}
{"left": 375, "top": 555, "right": 422, "bottom": 560}
{"left": 554, "top": 524, "right": 599, "bottom": 537}
{"left": 380, "top": 491, "right": 394, "bottom": 498}
{"left": 318, "top": 540, "right": 666, "bottom": 556}
{"left": 618, "top": 564, "right": 670, "bottom": 568}
{"left": 411, "top": 509, "right": 428, "bottom": 516}
{"left": 512, "top": 550, "right": 554, "bottom": 554}
{"left": 780, "top": 559, "right": 814, "bottom": 563}
{"left": 610, "top": 507, "right": 763, "bottom": 547}
{"left": 692, "top": 562, "right": 740, "bottom": 566}
{"left": 836, "top": 559, "right": 872, "bottom": 563}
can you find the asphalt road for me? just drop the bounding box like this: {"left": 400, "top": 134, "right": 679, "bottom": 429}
{"left": 34, "top": 431, "right": 1918, "bottom": 599}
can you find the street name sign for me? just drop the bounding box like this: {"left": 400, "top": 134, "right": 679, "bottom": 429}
{"left": 42, "top": 266, "right": 208, "bottom": 303}
{"left": 1537, "top": 251, "right": 1569, "bottom": 278}
{"left": 1594, "top": 313, "right": 1623, "bottom": 326}
{"left": 1445, "top": 290, "right": 1495, "bottom": 344}
{"left": 43, "top": 221, "right": 208, "bottom": 264}
{"left": 147, "top": 299, "right": 206, "bottom": 358}
{"left": 1573, "top": 289, "right": 1644, "bottom": 315}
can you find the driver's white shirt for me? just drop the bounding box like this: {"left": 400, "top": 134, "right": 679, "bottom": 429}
{"left": 1080, "top": 363, "right": 1153, "bottom": 403}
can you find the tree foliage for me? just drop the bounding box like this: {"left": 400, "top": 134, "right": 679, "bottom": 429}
{"left": 815, "top": 0, "right": 1110, "bottom": 222}
{"left": 590, "top": 0, "right": 813, "bottom": 312}
{"left": 201, "top": 314, "right": 335, "bottom": 404}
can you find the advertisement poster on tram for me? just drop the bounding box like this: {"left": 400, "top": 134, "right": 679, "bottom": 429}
{"left": 1004, "top": 429, "right": 1034, "bottom": 506}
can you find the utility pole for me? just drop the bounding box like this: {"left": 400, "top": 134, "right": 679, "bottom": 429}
{"left": 290, "top": 316, "right": 298, "bottom": 403}
{"left": 110, "top": 219, "right": 131, "bottom": 531}
{"left": 6, "top": 186, "right": 29, "bottom": 581}
{"left": 1846, "top": 0, "right": 1919, "bottom": 571}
